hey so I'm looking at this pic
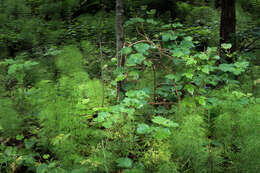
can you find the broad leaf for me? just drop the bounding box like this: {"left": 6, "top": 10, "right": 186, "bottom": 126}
{"left": 126, "top": 53, "right": 145, "bottom": 66}
{"left": 94, "top": 112, "right": 111, "bottom": 123}
{"left": 165, "top": 74, "right": 175, "bottom": 80}
{"left": 221, "top": 43, "right": 232, "bottom": 50}
{"left": 134, "top": 43, "right": 150, "bottom": 54}
{"left": 162, "top": 31, "right": 177, "bottom": 42}
{"left": 137, "top": 123, "right": 151, "bottom": 134}
{"left": 185, "top": 84, "right": 195, "bottom": 95}
{"left": 153, "top": 127, "right": 171, "bottom": 140}
{"left": 172, "top": 49, "right": 184, "bottom": 57}
{"left": 121, "top": 47, "right": 132, "bottom": 55}
{"left": 116, "top": 158, "right": 133, "bottom": 168}
{"left": 152, "top": 116, "right": 179, "bottom": 128}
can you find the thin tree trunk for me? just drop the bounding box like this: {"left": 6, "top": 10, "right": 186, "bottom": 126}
{"left": 220, "top": 0, "right": 236, "bottom": 53}
{"left": 115, "top": 0, "right": 124, "bottom": 101}
{"left": 98, "top": 1, "right": 105, "bottom": 107}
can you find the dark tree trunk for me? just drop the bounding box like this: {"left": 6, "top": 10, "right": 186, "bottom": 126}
{"left": 115, "top": 0, "right": 124, "bottom": 101}
{"left": 145, "top": 0, "right": 177, "bottom": 21}
{"left": 214, "top": 0, "right": 221, "bottom": 8}
{"left": 170, "top": 0, "right": 177, "bottom": 20}
{"left": 220, "top": 0, "right": 236, "bottom": 53}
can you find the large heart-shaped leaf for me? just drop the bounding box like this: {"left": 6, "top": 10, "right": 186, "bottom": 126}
{"left": 152, "top": 116, "right": 179, "bottom": 128}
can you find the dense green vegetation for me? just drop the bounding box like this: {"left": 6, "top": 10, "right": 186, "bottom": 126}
{"left": 0, "top": 0, "right": 260, "bottom": 172}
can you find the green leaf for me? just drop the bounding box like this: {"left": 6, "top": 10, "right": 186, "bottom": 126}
{"left": 116, "top": 158, "right": 133, "bottom": 168}
{"left": 146, "top": 19, "right": 158, "bottom": 25}
{"left": 94, "top": 112, "right": 111, "bottom": 123}
{"left": 111, "top": 57, "right": 117, "bottom": 63}
{"left": 144, "top": 60, "right": 152, "bottom": 67}
{"left": 153, "top": 127, "right": 171, "bottom": 140}
{"left": 128, "top": 70, "right": 140, "bottom": 80}
{"left": 132, "top": 17, "right": 145, "bottom": 23}
{"left": 152, "top": 116, "right": 179, "bottom": 128}
{"left": 8, "top": 64, "right": 18, "bottom": 74}
{"left": 219, "top": 61, "right": 249, "bottom": 75}
{"left": 197, "top": 53, "right": 209, "bottom": 60}
{"left": 232, "top": 91, "right": 246, "bottom": 99}
{"left": 162, "top": 32, "right": 177, "bottom": 42}
{"left": 186, "top": 57, "right": 197, "bottom": 65}
{"left": 180, "top": 37, "right": 194, "bottom": 49}
{"left": 218, "top": 64, "right": 234, "bottom": 72}
{"left": 147, "top": 9, "right": 156, "bottom": 15}
{"left": 141, "top": 5, "right": 147, "bottom": 10}
{"left": 43, "top": 154, "right": 50, "bottom": 160}
{"left": 221, "top": 43, "right": 232, "bottom": 50}
{"left": 202, "top": 65, "right": 210, "bottom": 74}
{"left": 213, "top": 55, "right": 220, "bottom": 60}
{"left": 134, "top": 43, "right": 150, "bottom": 54}
{"left": 24, "top": 139, "right": 36, "bottom": 149}
{"left": 131, "top": 17, "right": 145, "bottom": 23}
{"left": 183, "top": 72, "right": 193, "bottom": 79}
{"left": 254, "top": 79, "right": 260, "bottom": 85}
{"left": 234, "top": 61, "right": 249, "bottom": 75}
{"left": 121, "top": 47, "right": 132, "bottom": 55}
{"left": 125, "top": 18, "right": 145, "bottom": 26}
{"left": 103, "top": 121, "right": 113, "bottom": 128}
{"left": 197, "top": 96, "right": 206, "bottom": 106}
{"left": 185, "top": 84, "right": 195, "bottom": 95}
{"left": 172, "top": 23, "right": 183, "bottom": 28}
{"left": 137, "top": 123, "right": 151, "bottom": 134}
{"left": 24, "top": 61, "right": 38, "bottom": 68}
{"left": 172, "top": 49, "right": 184, "bottom": 58}
{"left": 125, "top": 90, "right": 149, "bottom": 99}
{"left": 165, "top": 74, "right": 175, "bottom": 80}
{"left": 115, "top": 74, "right": 126, "bottom": 82}
{"left": 16, "top": 134, "right": 24, "bottom": 141}
{"left": 126, "top": 53, "right": 145, "bottom": 66}
{"left": 184, "top": 36, "right": 193, "bottom": 42}
{"left": 0, "top": 59, "right": 15, "bottom": 66}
